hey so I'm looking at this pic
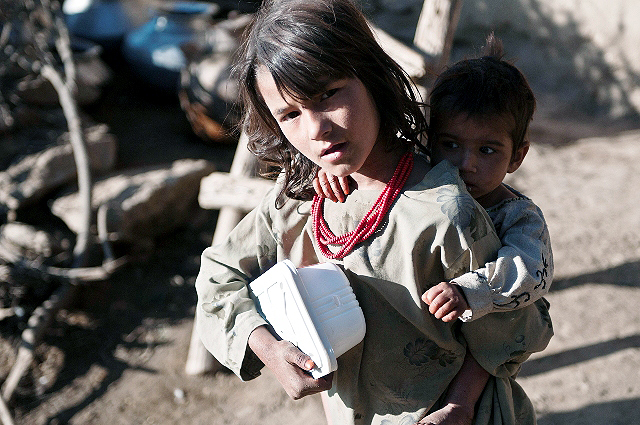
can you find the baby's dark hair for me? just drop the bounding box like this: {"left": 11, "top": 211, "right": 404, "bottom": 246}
{"left": 428, "top": 34, "right": 536, "bottom": 158}
{"left": 234, "top": 0, "right": 427, "bottom": 207}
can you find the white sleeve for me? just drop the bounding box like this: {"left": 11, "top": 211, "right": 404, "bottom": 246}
{"left": 453, "top": 200, "right": 553, "bottom": 321}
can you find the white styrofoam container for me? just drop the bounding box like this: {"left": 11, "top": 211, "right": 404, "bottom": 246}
{"left": 248, "top": 260, "right": 366, "bottom": 378}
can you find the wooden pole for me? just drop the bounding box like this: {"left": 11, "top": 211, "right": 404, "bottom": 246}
{"left": 185, "top": 132, "right": 257, "bottom": 375}
{"left": 0, "top": 393, "right": 14, "bottom": 425}
{"left": 413, "top": 0, "right": 463, "bottom": 73}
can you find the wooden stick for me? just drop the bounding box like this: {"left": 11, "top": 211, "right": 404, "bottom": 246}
{"left": 198, "top": 172, "right": 274, "bottom": 211}
{"left": 0, "top": 393, "right": 14, "bottom": 425}
{"left": 413, "top": 0, "right": 463, "bottom": 72}
{"left": 1, "top": 284, "right": 78, "bottom": 402}
{"left": 185, "top": 132, "right": 257, "bottom": 375}
{"left": 97, "top": 203, "right": 115, "bottom": 263}
{"left": 0, "top": 3, "right": 95, "bottom": 420}
{"left": 41, "top": 64, "right": 92, "bottom": 268}
{"left": 370, "top": 22, "right": 427, "bottom": 79}
{"left": 0, "top": 241, "right": 128, "bottom": 282}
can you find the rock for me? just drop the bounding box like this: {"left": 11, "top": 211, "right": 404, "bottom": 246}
{"left": 0, "top": 222, "right": 67, "bottom": 260}
{"left": 50, "top": 159, "right": 215, "bottom": 243}
{"left": 0, "top": 124, "right": 117, "bottom": 212}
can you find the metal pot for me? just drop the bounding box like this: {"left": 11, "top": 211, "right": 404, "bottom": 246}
{"left": 122, "top": 2, "right": 219, "bottom": 93}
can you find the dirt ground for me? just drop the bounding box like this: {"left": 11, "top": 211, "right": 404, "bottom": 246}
{"left": 4, "top": 32, "right": 640, "bottom": 425}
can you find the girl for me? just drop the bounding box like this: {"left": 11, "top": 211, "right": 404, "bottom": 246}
{"left": 195, "top": 1, "right": 552, "bottom": 424}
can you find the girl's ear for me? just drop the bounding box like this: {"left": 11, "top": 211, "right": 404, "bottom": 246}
{"left": 507, "top": 142, "right": 529, "bottom": 173}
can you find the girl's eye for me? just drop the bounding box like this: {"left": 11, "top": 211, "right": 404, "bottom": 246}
{"left": 440, "top": 140, "right": 459, "bottom": 149}
{"left": 320, "top": 88, "right": 339, "bottom": 101}
{"left": 282, "top": 110, "right": 300, "bottom": 122}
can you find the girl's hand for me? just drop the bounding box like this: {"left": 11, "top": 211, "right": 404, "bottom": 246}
{"left": 422, "top": 282, "right": 469, "bottom": 322}
{"left": 248, "top": 326, "right": 333, "bottom": 399}
{"left": 313, "top": 169, "right": 350, "bottom": 203}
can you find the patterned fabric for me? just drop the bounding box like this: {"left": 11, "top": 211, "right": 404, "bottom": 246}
{"left": 195, "top": 157, "right": 553, "bottom": 425}
{"left": 453, "top": 185, "right": 554, "bottom": 321}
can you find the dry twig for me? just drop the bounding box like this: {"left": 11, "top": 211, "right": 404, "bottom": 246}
{"left": 0, "top": 1, "right": 95, "bottom": 419}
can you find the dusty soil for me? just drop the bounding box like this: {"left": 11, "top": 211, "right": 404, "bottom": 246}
{"left": 3, "top": 37, "right": 640, "bottom": 425}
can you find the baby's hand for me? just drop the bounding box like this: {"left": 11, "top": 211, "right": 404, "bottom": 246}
{"left": 422, "top": 282, "right": 469, "bottom": 322}
{"left": 313, "top": 169, "right": 350, "bottom": 203}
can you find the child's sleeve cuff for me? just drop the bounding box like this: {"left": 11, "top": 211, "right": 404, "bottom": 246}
{"left": 452, "top": 271, "right": 494, "bottom": 321}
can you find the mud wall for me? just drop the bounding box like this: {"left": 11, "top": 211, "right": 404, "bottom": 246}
{"left": 368, "top": 0, "right": 640, "bottom": 119}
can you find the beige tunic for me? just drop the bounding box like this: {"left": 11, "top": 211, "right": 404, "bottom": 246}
{"left": 195, "top": 158, "right": 553, "bottom": 425}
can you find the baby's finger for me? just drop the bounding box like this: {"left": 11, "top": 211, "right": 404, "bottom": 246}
{"left": 422, "top": 286, "right": 440, "bottom": 305}
{"left": 313, "top": 178, "right": 325, "bottom": 198}
{"left": 338, "top": 175, "right": 350, "bottom": 197}
{"left": 440, "top": 308, "right": 462, "bottom": 322}
{"left": 428, "top": 293, "right": 448, "bottom": 317}
{"left": 327, "top": 175, "right": 346, "bottom": 203}
{"left": 319, "top": 174, "right": 340, "bottom": 203}
{"left": 316, "top": 175, "right": 337, "bottom": 202}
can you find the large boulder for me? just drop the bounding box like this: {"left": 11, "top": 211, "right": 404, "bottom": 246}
{"left": 0, "top": 124, "right": 117, "bottom": 213}
{"left": 50, "top": 159, "right": 215, "bottom": 243}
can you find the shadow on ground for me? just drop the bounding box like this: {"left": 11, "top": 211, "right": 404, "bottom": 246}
{"left": 538, "top": 398, "right": 640, "bottom": 425}
{"left": 551, "top": 260, "right": 640, "bottom": 291}
{"left": 520, "top": 334, "right": 640, "bottom": 378}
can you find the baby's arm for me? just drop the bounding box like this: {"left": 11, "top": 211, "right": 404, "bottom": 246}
{"left": 451, "top": 201, "right": 553, "bottom": 321}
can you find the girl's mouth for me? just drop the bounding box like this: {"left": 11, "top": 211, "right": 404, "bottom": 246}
{"left": 321, "top": 142, "right": 347, "bottom": 159}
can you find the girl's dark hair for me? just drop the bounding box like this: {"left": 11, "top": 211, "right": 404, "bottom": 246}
{"left": 428, "top": 33, "right": 536, "bottom": 158}
{"left": 234, "top": 0, "right": 427, "bottom": 207}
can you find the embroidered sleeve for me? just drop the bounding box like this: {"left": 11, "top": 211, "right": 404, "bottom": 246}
{"left": 454, "top": 200, "right": 553, "bottom": 321}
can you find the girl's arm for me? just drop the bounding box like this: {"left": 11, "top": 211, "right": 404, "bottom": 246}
{"left": 195, "top": 189, "right": 331, "bottom": 397}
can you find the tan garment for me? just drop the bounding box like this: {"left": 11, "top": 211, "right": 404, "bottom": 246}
{"left": 195, "top": 158, "right": 553, "bottom": 425}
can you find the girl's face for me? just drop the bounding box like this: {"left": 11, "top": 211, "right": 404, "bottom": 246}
{"left": 256, "top": 67, "right": 388, "bottom": 187}
{"left": 430, "top": 113, "right": 527, "bottom": 207}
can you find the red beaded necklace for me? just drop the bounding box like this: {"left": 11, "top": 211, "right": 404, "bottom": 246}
{"left": 312, "top": 152, "right": 414, "bottom": 259}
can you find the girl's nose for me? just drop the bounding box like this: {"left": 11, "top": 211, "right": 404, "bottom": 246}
{"left": 306, "top": 111, "right": 332, "bottom": 140}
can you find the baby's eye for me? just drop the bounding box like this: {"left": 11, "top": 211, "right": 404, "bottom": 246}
{"left": 480, "top": 146, "right": 496, "bottom": 154}
{"left": 320, "top": 88, "right": 339, "bottom": 101}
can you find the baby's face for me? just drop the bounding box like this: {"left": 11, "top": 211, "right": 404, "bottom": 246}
{"left": 431, "top": 113, "right": 525, "bottom": 206}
